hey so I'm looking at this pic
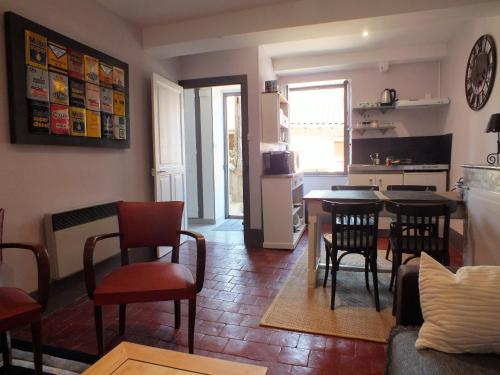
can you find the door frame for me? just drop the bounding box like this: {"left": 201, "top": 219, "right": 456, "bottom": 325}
{"left": 223, "top": 92, "right": 243, "bottom": 219}
{"left": 178, "top": 75, "right": 250, "bottom": 237}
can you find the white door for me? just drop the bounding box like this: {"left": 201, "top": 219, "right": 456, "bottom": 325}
{"left": 348, "top": 173, "right": 376, "bottom": 186}
{"left": 151, "top": 73, "right": 187, "bottom": 257}
{"left": 403, "top": 172, "right": 447, "bottom": 192}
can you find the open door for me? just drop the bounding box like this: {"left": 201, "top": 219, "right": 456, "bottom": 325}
{"left": 151, "top": 73, "right": 187, "bottom": 257}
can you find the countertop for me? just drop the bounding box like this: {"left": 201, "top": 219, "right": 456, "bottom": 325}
{"left": 348, "top": 164, "right": 449, "bottom": 173}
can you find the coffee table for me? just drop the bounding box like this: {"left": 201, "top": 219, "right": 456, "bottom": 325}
{"left": 83, "top": 342, "right": 267, "bottom": 374}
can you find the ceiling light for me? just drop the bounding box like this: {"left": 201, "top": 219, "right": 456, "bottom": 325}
{"left": 362, "top": 31, "right": 369, "bottom": 37}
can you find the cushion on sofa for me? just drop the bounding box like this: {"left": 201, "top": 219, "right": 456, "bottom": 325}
{"left": 416, "top": 252, "right": 500, "bottom": 354}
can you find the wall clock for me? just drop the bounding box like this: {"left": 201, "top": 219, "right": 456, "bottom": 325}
{"left": 465, "top": 34, "right": 496, "bottom": 111}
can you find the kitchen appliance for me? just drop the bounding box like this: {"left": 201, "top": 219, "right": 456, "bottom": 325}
{"left": 381, "top": 88, "right": 397, "bottom": 106}
{"left": 369, "top": 153, "right": 380, "bottom": 165}
{"left": 263, "top": 151, "right": 299, "bottom": 174}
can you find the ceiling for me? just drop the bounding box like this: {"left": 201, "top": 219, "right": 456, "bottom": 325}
{"left": 98, "top": 0, "right": 294, "bottom": 27}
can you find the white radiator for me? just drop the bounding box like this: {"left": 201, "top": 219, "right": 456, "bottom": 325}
{"left": 44, "top": 202, "right": 120, "bottom": 280}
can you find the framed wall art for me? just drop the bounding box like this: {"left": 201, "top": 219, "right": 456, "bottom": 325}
{"left": 4, "top": 12, "right": 130, "bottom": 148}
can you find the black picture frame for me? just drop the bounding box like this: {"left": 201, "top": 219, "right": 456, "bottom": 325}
{"left": 4, "top": 11, "right": 130, "bottom": 148}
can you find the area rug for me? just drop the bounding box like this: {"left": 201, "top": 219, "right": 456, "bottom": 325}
{"left": 260, "top": 250, "right": 415, "bottom": 343}
{"left": 212, "top": 219, "right": 244, "bottom": 231}
{"left": 0, "top": 340, "right": 95, "bottom": 374}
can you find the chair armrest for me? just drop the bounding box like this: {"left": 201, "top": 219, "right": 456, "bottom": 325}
{"left": 83, "top": 233, "right": 120, "bottom": 299}
{"left": 178, "top": 230, "right": 206, "bottom": 293}
{"left": 0, "top": 243, "right": 50, "bottom": 311}
{"left": 395, "top": 264, "right": 423, "bottom": 326}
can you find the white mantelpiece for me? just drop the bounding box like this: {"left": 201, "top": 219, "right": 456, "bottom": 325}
{"left": 462, "top": 165, "right": 500, "bottom": 266}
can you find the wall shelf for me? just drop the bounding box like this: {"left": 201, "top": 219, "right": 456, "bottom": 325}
{"left": 350, "top": 125, "right": 396, "bottom": 135}
{"left": 353, "top": 98, "right": 450, "bottom": 116}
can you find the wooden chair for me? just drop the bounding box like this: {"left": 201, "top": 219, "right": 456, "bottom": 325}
{"left": 0, "top": 208, "right": 50, "bottom": 375}
{"left": 331, "top": 185, "right": 379, "bottom": 191}
{"left": 322, "top": 201, "right": 383, "bottom": 311}
{"left": 386, "top": 201, "right": 455, "bottom": 292}
{"left": 384, "top": 185, "right": 437, "bottom": 261}
{"left": 83, "top": 201, "right": 206, "bottom": 355}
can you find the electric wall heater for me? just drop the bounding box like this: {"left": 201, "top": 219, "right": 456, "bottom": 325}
{"left": 44, "top": 202, "right": 120, "bottom": 279}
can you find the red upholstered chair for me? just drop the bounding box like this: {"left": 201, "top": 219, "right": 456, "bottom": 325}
{"left": 83, "top": 201, "right": 206, "bottom": 355}
{"left": 0, "top": 208, "right": 50, "bottom": 375}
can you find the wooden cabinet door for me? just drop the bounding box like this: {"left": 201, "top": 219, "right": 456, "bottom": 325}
{"left": 348, "top": 173, "right": 376, "bottom": 186}
{"left": 376, "top": 173, "right": 403, "bottom": 190}
{"left": 403, "top": 172, "right": 447, "bottom": 191}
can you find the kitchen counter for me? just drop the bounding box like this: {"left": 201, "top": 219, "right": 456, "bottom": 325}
{"left": 349, "top": 164, "right": 449, "bottom": 173}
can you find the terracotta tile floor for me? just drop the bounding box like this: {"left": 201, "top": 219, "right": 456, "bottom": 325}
{"left": 13, "top": 229, "right": 462, "bottom": 375}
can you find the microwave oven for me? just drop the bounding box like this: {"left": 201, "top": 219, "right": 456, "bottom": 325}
{"left": 263, "top": 151, "right": 299, "bottom": 175}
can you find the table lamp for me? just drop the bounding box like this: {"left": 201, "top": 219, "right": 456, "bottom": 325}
{"left": 486, "top": 113, "right": 500, "bottom": 165}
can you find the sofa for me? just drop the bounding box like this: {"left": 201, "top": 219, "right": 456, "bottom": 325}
{"left": 385, "top": 265, "right": 500, "bottom": 375}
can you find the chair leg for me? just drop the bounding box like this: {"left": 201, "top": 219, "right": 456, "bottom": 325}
{"left": 1, "top": 331, "right": 11, "bottom": 368}
{"left": 174, "top": 300, "right": 181, "bottom": 329}
{"left": 94, "top": 306, "right": 104, "bottom": 357}
{"left": 31, "top": 321, "right": 43, "bottom": 375}
{"left": 364, "top": 256, "right": 370, "bottom": 291}
{"left": 119, "top": 304, "right": 126, "bottom": 336}
{"left": 371, "top": 255, "right": 380, "bottom": 312}
{"left": 389, "top": 251, "right": 401, "bottom": 292}
{"left": 188, "top": 298, "right": 196, "bottom": 354}
{"left": 385, "top": 239, "right": 391, "bottom": 261}
{"left": 330, "top": 249, "right": 339, "bottom": 310}
{"left": 323, "top": 244, "right": 330, "bottom": 288}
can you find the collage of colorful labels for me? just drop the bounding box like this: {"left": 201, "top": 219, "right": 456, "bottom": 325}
{"left": 26, "top": 30, "right": 127, "bottom": 140}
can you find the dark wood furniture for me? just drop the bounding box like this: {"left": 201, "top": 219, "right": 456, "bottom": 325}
{"left": 0, "top": 209, "right": 50, "bottom": 375}
{"left": 386, "top": 201, "right": 455, "bottom": 292}
{"left": 331, "top": 185, "right": 379, "bottom": 191}
{"left": 321, "top": 201, "right": 383, "bottom": 311}
{"left": 83, "top": 201, "right": 206, "bottom": 355}
{"left": 384, "top": 185, "right": 437, "bottom": 260}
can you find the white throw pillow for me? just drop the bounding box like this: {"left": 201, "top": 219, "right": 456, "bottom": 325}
{"left": 416, "top": 252, "right": 500, "bottom": 354}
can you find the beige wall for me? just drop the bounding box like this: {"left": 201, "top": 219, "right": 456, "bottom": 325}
{"left": 440, "top": 16, "right": 500, "bottom": 184}
{"left": 0, "top": 0, "right": 178, "bottom": 292}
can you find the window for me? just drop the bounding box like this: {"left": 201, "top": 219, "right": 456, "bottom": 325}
{"left": 288, "top": 82, "right": 349, "bottom": 174}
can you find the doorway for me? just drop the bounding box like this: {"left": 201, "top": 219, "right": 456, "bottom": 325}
{"left": 180, "top": 76, "right": 249, "bottom": 239}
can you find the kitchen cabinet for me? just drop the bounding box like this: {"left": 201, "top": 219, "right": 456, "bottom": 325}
{"left": 403, "top": 171, "right": 447, "bottom": 191}
{"left": 348, "top": 173, "right": 403, "bottom": 190}
{"left": 262, "top": 172, "right": 305, "bottom": 249}
{"left": 261, "top": 92, "right": 289, "bottom": 144}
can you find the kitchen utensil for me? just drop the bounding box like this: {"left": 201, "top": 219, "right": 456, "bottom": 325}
{"left": 385, "top": 156, "right": 393, "bottom": 166}
{"left": 381, "top": 88, "right": 397, "bottom": 106}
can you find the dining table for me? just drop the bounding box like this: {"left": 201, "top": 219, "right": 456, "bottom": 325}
{"left": 304, "top": 190, "right": 466, "bottom": 288}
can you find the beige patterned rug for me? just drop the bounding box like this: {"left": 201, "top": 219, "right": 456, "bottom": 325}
{"left": 260, "top": 250, "right": 414, "bottom": 343}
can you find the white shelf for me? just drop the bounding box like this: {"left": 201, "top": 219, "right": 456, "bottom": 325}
{"left": 350, "top": 125, "right": 396, "bottom": 135}
{"left": 292, "top": 206, "right": 301, "bottom": 216}
{"left": 353, "top": 98, "right": 450, "bottom": 115}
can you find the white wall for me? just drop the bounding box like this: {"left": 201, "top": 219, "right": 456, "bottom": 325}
{"left": 211, "top": 87, "right": 226, "bottom": 222}
{"left": 184, "top": 89, "right": 198, "bottom": 218}
{"left": 280, "top": 61, "right": 443, "bottom": 139}
{"left": 178, "top": 47, "right": 262, "bottom": 229}
{"left": 440, "top": 16, "right": 500, "bottom": 184}
{"left": 199, "top": 88, "right": 215, "bottom": 221}
{"left": 0, "top": 1, "right": 178, "bottom": 292}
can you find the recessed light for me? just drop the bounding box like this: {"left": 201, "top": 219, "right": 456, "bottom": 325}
{"left": 362, "top": 31, "right": 369, "bottom": 37}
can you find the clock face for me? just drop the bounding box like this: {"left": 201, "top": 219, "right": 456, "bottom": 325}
{"left": 465, "top": 34, "right": 497, "bottom": 111}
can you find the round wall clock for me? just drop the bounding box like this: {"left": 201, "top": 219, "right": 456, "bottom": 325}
{"left": 465, "top": 34, "right": 497, "bottom": 111}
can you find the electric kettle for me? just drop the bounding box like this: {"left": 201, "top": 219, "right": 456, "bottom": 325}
{"left": 381, "top": 88, "right": 397, "bottom": 106}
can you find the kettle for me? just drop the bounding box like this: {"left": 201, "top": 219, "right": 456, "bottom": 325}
{"left": 381, "top": 88, "right": 397, "bottom": 106}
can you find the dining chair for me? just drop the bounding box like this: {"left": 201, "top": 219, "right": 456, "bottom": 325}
{"left": 0, "top": 208, "right": 50, "bottom": 375}
{"left": 83, "top": 201, "right": 206, "bottom": 355}
{"left": 321, "top": 201, "right": 383, "bottom": 311}
{"left": 386, "top": 201, "right": 455, "bottom": 292}
{"left": 384, "top": 185, "right": 437, "bottom": 261}
{"left": 331, "top": 185, "right": 379, "bottom": 191}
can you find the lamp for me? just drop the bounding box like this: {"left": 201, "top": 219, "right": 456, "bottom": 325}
{"left": 486, "top": 113, "right": 500, "bottom": 165}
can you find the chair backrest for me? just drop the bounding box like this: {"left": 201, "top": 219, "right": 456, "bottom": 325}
{"left": 386, "top": 201, "right": 452, "bottom": 256}
{"left": 0, "top": 208, "right": 3, "bottom": 263}
{"left": 117, "top": 201, "right": 184, "bottom": 251}
{"left": 331, "top": 185, "right": 379, "bottom": 191}
{"left": 322, "top": 200, "right": 382, "bottom": 252}
{"left": 386, "top": 185, "right": 436, "bottom": 191}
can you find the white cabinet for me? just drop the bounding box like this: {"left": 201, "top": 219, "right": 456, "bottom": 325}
{"left": 403, "top": 171, "right": 447, "bottom": 192}
{"left": 262, "top": 173, "right": 305, "bottom": 249}
{"left": 348, "top": 173, "right": 403, "bottom": 190}
{"left": 261, "top": 92, "right": 289, "bottom": 144}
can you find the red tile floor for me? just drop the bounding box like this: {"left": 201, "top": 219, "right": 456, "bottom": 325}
{"left": 13, "top": 229, "right": 462, "bottom": 375}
